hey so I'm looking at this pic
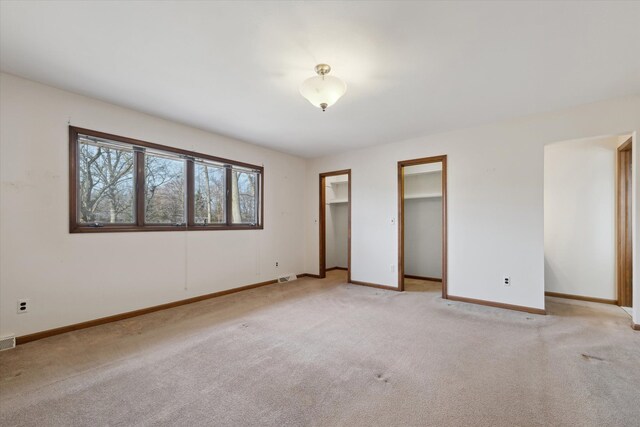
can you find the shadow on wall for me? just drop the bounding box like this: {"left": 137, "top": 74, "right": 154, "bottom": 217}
{"left": 543, "top": 257, "right": 561, "bottom": 294}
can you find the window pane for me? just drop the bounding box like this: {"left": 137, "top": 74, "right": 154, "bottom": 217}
{"left": 78, "top": 140, "right": 135, "bottom": 224}
{"left": 231, "top": 169, "right": 258, "bottom": 224}
{"left": 194, "top": 163, "right": 226, "bottom": 224}
{"left": 144, "top": 154, "right": 186, "bottom": 224}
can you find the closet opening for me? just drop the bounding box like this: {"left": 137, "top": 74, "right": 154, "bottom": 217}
{"left": 398, "top": 156, "right": 447, "bottom": 295}
{"left": 319, "top": 170, "right": 351, "bottom": 281}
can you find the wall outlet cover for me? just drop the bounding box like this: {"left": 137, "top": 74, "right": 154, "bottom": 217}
{"left": 17, "top": 299, "right": 29, "bottom": 314}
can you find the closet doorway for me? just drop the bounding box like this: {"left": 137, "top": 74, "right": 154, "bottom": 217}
{"left": 398, "top": 156, "right": 447, "bottom": 295}
{"left": 319, "top": 170, "right": 351, "bottom": 281}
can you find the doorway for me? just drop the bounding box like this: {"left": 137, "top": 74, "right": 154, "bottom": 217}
{"left": 617, "top": 138, "right": 633, "bottom": 309}
{"left": 398, "top": 156, "right": 447, "bottom": 295}
{"left": 319, "top": 170, "right": 351, "bottom": 280}
{"left": 544, "top": 135, "right": 632, "bottom": 309}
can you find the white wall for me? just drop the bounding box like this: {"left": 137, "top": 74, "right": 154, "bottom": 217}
{"left": 304, "top": 96, "right": 640, "bottom": 316}
{"left": 544, "top": 136, "right": 619, "bottom": 299}
{"left": 0, "top": 73, "right": 307, "bottom": 337}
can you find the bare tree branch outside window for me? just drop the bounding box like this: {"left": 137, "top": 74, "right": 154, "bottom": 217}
{"left": 232, "top": 170, "right": 257, "bottom": 224}
{"left": 72, "top": 128, "right": 262, "bottom": 232}
{"left": 144, "top": 154, "right": 185, "bottom": 224}
{"left": 194, "top": 163, "right": 225, "bottom": 224}
{"left": 78, "top": 142, "right": 134, "bottom": 223}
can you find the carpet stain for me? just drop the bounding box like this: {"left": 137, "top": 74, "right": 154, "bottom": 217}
{"left": 581, "top": 353, "right": 606, "bottom": 362}
{"left": 375, "top": 373, "right": 390, "bottom": 383}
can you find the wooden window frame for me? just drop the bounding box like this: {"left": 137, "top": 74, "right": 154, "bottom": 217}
{"left": 69, "top": 126, "right": 264, "bottom": 233}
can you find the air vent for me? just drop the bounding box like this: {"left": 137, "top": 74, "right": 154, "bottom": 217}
{"left": 0, "top": 336, "right": 16, "bottom": 351}
{"left": 278, "top": 273, "right": 297, "bottom": 283}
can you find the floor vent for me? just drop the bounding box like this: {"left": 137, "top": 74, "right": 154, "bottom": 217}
{"left": 278, "top": 273, "right": 297, "bottom": 283}
{"left": 0, "top": 336, "right": 16, "bottom": 351}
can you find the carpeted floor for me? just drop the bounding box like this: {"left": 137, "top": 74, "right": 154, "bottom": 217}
{"left": 1, "top": 270, "right": 638, "bottom": 426}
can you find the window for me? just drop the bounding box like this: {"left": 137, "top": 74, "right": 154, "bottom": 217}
{"left": 232, "top": 168, "right": 259, "bottom": 224}
{"left": 70, "top": 127, "right": 263, "bottom": 232}
{"left": 194, "top": 162, "right": 226, "bottom": 225}
{"left": 144, "top": 153, "right": 186, "bottom": 225}
{"left": 78, "top": 138, "right": 135, "bottom": 224}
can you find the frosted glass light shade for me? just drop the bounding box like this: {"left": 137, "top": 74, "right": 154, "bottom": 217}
{"left": 299, "top": 75, "right": 347, "bottom": 111}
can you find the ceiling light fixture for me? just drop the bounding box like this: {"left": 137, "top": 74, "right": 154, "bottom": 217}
{"left": 299, "top": 64, "right": 347, "bottom": 112}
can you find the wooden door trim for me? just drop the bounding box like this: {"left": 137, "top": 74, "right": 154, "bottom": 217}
{"left": 616, "top": 137, "right": 633, "bottom": 307}
{"left": 319, "top": 169, "right": 351, "bottom": 281}
{"left": 397, "top": 155, "right": 448, "bottom": 296}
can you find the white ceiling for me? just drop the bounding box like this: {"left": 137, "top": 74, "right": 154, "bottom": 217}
{"left": 1, "top": 1, "right": 639, "bottom": 158}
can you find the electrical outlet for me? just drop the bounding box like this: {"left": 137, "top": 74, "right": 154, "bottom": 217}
{"left": 17, "top": 299, "right": 29, "bottom": 314}
{"left": 275, "top": 261, "right": 279, "bottom": 268}
{"left": 503, "top": 276, "right": 511, "bottom": 286}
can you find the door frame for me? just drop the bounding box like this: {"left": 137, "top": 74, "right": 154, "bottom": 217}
{"left": 319, "top": 169, "right": 351, "bottom": 280}
{"left": 617, "top": 138, "right": 633, "bottom": 307}
{"left": 398, "top": 155, "right": 448, "bottom": 295}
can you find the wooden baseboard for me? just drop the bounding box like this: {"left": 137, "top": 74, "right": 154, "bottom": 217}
{"left": 326, "top": 266, "right": 348, "bottom": 271}
{"left": 404, "top": 274, "right": 442, "bottom": 282}
{"left": 298, "top": 273, "right": 321, "bottom": 278}
{"left": 16, "top": 277, "right": 289, "bottom": 345}
{"left": 349, "top": 280, "right": 400, "bottom": 292}
{"left": 633, "top": 323, "right": 640, "bottom": 331}
{"left": 447, "top": 295, "right": 546, "bottom": 315}
{"left": 545, "top": 291, "right": 617, "bottom": 305}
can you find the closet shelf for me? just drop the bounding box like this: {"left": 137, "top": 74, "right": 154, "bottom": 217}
{"left": 404, "top": 170, "right": 441, "bottom": 177}
{"left": 327, "top": 199, "right": 349, "bottom": 204}
{"left": 404, "top": 193, "right": 442, "bottom": 200}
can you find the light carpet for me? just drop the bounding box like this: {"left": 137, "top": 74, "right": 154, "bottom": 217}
{"left": 1, "top": 271, "right": 639, "bottom": 426}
